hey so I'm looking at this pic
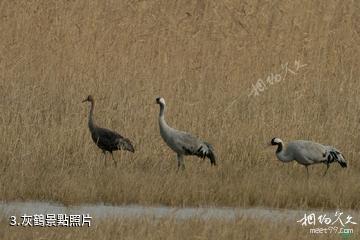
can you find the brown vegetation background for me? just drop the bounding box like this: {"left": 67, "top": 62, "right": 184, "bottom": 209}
{"left": 0, "top": 0, "right": 359, "bottom": 210}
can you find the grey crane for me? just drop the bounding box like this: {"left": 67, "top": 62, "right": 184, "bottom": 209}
{"left": 156, "top": 97, "right": 216, "bottom": 170}
{"left": 83, "top": 95, "right": 135, "bottom": 166}
{"left": 270, "top": 138, "right": 347, "bottom": 176}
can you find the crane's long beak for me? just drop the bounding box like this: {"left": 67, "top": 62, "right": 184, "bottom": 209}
{"left": 82, "top": 99, "right": 87, "bottom": 103}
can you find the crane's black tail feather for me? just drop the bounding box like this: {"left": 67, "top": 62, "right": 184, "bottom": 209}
{"left": 204, "top": 142, "right": 216, "bottom": 166}
{"left": 187, "top": 142, "right": 217, "bottom": 166}
{"left": 327, "top": 149, "right": 347, "bottom": 168}
{"left": 118, "top": 138, "right": 135, "bottom": 153}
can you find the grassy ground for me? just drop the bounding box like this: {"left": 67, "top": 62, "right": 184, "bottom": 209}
{"left": 0, "top": 0, "right": 359, "bottom": 210}
{"left": 1, "top": 216, "right": 355, "bottom": 240}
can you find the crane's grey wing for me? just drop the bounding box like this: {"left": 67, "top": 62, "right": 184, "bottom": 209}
{"left": 174, "top": 131, "right": 202, "bottom": 153}
{"left": 290, "top": 141, "right": 347, "bottom": 167}
{"left": 324, "top": 145, "right": 347, "bottom": 168}
{"left": 175, "top": 131, "right": 216, "bottom": 165}
{"left": 289, "top": 141, "right": 327, "bottom": 163}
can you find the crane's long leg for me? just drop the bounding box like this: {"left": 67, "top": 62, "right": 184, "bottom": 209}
{"left": 103, "top": 151, "right": 107, "bottom": 167}
{"left": 305, "top": 166, "right": 309, "bottom": 178}
{"left": 323, "top": 164, "right": 330, "bottom": 176}
{"left": 176, "top": 154, "right": 181, "bottom": 170}
{"left": 177, "top": 154, "right": 185, "bottom": 171}
{"left": 111, "top": 152, "right": 117, "bottom": 167}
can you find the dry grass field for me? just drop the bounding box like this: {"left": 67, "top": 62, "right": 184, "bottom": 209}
{"left": 0, "top": 0, "right": 359, "bottom": 211}
{"left": 1, "top": 216, "right": 355, "bottom": 240}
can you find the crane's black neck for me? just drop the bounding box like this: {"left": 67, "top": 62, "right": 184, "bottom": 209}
{"left": 276, "top": 142, "right": 284, "bottom": 153}
{"left": 276, "top": 142, "right": 283, "bottom": 153}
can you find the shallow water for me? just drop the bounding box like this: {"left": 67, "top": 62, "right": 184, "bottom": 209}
{"left": 0, "top": 201, "right": 358, "bottom": 222}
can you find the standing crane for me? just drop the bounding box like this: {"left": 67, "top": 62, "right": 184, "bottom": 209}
{"left": 156, "top": 97, "right": 216, "bottom": 170}
{"left": 270, "top": 137, "right": 347, "bottom": 176}
{"left": 83, "top": 95, "right": 135, "bottom": 166}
